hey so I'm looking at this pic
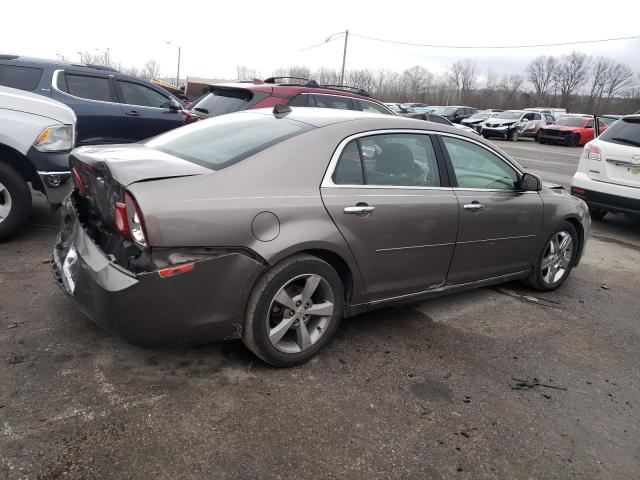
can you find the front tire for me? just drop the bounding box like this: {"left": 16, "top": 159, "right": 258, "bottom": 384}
{"left": 508, "top": 129, "right": 519, "bottom": 142}
{"left": 523, "top": 221, "right": 578, "bottom": 292}
{"left": 243, "top": 254, "right": 344, "bottom": 367}
{"left": 0, "top": 163, "right": 31, "bottom": 242}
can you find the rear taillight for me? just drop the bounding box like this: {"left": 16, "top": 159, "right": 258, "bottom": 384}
{"left": 571, "top": 187, "right": 586, "bottom": 195}
{"left": 180, "top": 110, "right": 204, "bottom": 124}
{"left": 71, "top": 167, "right": 87, "bottom": 196}
{"left": 582, "top": 143, "right": 601, "bottom": 161}
{"left": 112, "top": 192, "right": 148, "bottom": 248}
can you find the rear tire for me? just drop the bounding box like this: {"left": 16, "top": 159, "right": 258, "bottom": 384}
{"left": 523, "top": 221, "right": 578, "bottom": 292}
{"left": 588, "top": 206, "right": 607, "bottom": 220}
{"left": 243, "top": 254, "right": 344, "bottom": 367}
{"left": 0, "top": 163, "right": 31, "bottom": 242}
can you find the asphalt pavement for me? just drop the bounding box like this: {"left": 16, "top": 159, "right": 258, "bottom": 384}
{"left": 1, "top": 140, "right": 639, "bottom": 479}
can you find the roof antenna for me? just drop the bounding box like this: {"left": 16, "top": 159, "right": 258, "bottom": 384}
{"left": 273, "top": 104, "right": 292, "bottom": 117}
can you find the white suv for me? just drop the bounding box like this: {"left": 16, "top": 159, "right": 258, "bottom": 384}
{"left": 571, "top": 115, "right": 640, "bottom": 219}
{"left": 0, "top": 86, "right": 76, "bottom": 239}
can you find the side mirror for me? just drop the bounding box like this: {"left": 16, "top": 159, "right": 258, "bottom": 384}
{"left": 168, "top": 104, "right": 182, "bottom": 112}
{"left": 520, "top": 172, "right": 542, "bottom": 191}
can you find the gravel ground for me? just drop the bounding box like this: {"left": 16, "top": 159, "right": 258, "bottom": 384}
{"left": 1, "top": 141, "right": 639, "bottom": 479}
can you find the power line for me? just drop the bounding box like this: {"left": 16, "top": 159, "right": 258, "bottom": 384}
{"left": 300, "top": 33, "right": 345, "bottom": 52}
{"left": 350, "top": 32, "right": 640, "bottom": 50}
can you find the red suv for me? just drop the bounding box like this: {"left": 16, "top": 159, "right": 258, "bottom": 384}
{"left": 185, "top": 77, "right": 394, "bottom": 121}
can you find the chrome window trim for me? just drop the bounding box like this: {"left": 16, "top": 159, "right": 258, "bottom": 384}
{"left": 321, "top": 129, "right": 527, "bottom": 192}
{"left": 52, "top": 70, "right": 177, "bottom": 110}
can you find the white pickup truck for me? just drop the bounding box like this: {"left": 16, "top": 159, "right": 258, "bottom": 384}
{"left": 0, "top": 86, "right": 76, "bottom": 240}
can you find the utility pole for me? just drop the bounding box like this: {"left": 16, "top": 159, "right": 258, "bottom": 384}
{"left": 340, "top": 30, "right": 349, "bottom": 85}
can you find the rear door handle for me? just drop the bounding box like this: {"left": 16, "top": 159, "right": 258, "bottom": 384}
{"left": 125, "top": 110, "right": 141, "bottom": 116}
{"left": 463, "top": 203, "right": 484, "bottom": 211}
{"left": 344, "top": 205, "right": 375, "bottom": 215}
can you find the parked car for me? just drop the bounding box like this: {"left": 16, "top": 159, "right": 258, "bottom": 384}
{"left": 538, "top": 115, "right": 595, "bottom": 146}
{"left": 0, "top": 86, "right": 75, "bottom": 240}
{"left": 525, "top": 107, "right": 566, "bottom": 121}
{"left": 52, "top": 106, "right": 590, "bottom": 366}
{"left": 571, "top": 114, "right": 640, "bottom": 220}
{"left": 403, "top": 102, "right": 430, "bottom": 113}
{"left": 482, "top": 110, "right": 551, "bottom": 142}
{"left": 187, "top": 77, "right": 394, "bottom": 121}
{"left": 0, "top": 55, "right": 186, "bottom": 146}
{"left": 430, "top": 106, "right": 477, "bottom": 123}
{"left": 410, "top": 112, "right": 480, "bottom": 135}
{"left": 461, "top": 111, "right": 500, "bottom": 132}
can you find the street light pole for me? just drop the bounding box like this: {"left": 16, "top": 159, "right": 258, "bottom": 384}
{"left": 166, "top": 42, "right": 181, "bottom": 88}
{"left": 176, "top": 46, "right": 181, "bottom": 88}
{"left": 340, "top": 30, "right": 348, "bottom": 85}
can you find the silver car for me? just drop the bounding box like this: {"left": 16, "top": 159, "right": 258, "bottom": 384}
{"left": 52, "top": 107, "right": 590, "bottom": 366}
{"left": 482, "top": 110, "right": 553, "bottom": 142}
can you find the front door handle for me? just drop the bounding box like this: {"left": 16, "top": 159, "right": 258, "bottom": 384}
{"left": 463, "top": 202, "right": 484, "bottom": 211}
{"left": 344, "top": 205, "right": 375, "bottom": 215}
{"left": 125, "top": 110, "right": 141, "bottom": 116}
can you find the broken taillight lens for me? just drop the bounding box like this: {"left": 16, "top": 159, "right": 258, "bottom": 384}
{"left": 113, "top": 192, "right": 148, "bottom": 248}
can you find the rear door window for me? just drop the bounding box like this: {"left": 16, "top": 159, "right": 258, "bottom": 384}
{"left": 63, "top": 74, "right": 114, "bottom": 102}
{"left": 357, "top": 100, "right": 392, "bottom": 115}
{"left": 189, "top": 88, "right": 268, "bottom": 117}
{"left": 288, "top": 94, "right": 309, "bottom": 107}
{"left": 598, "top": 117, "right": 640, "bottom": 147}
{"left": 118, "top": 80, "right": 173, "bottom": 108}
{"left": 0, "top": 65, "right": 43, "bottom": 91}
{"left": 310, "top": 94, "right": 353, "bottom": 110}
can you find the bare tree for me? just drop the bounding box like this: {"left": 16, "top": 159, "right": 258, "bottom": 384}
{"left": 401, "top": 65, "right": 432, "bottom": 101}
{"left": 587, "top": 56, "right": 611, "bottom": 110}
{"left": 527, "top": 56, "right": 558, "bottom": 104}
{"left": 346, "top": 69, "right": 376, "bottom": 93}
{"left": 236, "top": 65, "right": 259, "bottom": 81}
{"left": 605, "top": 62, "right": 634, "bottom": 99}
{"left": 313, "top": 67, "right": 340, "bottom": 85}
{"left": 447, "top": 60, "right": 479, "bottom": 103}
{"left": 554, "top": 52, "right": 589, "bottom": 108}
{"left": 140, "top": 60, "right": 161, "bottom": 79}
{"left": 498, "top": 74, "right": 524, "bottom": 104}
{"left": 79, "top": 51, "right": 109, "bottom": 67}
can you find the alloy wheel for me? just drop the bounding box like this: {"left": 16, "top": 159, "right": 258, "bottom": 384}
{"left": 0, "top": 181, "right": 12, "bottom": 224}
{"left": 267, "top": 273, "right": 335, "bottom": 353}
{"left": 541, "top": 231, "right": 573, "bottom": 285}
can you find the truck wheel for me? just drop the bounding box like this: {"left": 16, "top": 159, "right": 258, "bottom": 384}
{"left": 0, "top": 163, "right": 32, "bottom": 241}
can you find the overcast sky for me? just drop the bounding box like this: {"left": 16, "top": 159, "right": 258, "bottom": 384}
{"left": 3, "top": 0, "right": 640, "bottom": 81}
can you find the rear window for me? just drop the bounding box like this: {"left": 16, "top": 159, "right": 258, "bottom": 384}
{"left": 146, "top": 112, "right": 313, "bottom": 170}
{"left": 0, "top": 65, "right": 43, "bottom": 91}
{"left": 190, "top": 88, "right": 268, "bottom": 117}
{"left": 598, "top": 117, "right": 640, "bottom": 147}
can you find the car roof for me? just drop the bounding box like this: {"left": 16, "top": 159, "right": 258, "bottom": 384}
{"left": 211, "top": 81, "right": 379, "bottom": 102}
{"left": 0, "top": 55, "right": 117, "bottom": 74}
{"left": 243, "top": 107, "right": 479, "bottom": 136}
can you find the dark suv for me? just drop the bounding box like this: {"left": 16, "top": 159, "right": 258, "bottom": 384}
{"left": 430, "top": 105, "right": 477, "bottom": 123}
{"left": 0, "top": 55, "right": 186, "bottom": 146}
{"left": 186, "top": 77, "right": 394, "bottom": 120}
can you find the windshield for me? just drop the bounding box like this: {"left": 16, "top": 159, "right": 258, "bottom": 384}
{"left": 147, "top": 112, "right": 313, "bottom": 170}
{"left": 555, "top": 117, "right": 588, "bottom": 127}
{"left": 495, "top": 111, "right": 523, "bottom": 120}
{"left": 433, "top": 107, "right": 457, "bottom": 115}
{"left": 598, "top": 117, "right": 640, "bottom": 147}
{"left": 468, "top": 112, "right": 492, "bottom": 121}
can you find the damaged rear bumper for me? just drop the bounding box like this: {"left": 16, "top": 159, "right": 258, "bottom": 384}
{"left": 51, "top": 197, "right": 266, "bottom": 347}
